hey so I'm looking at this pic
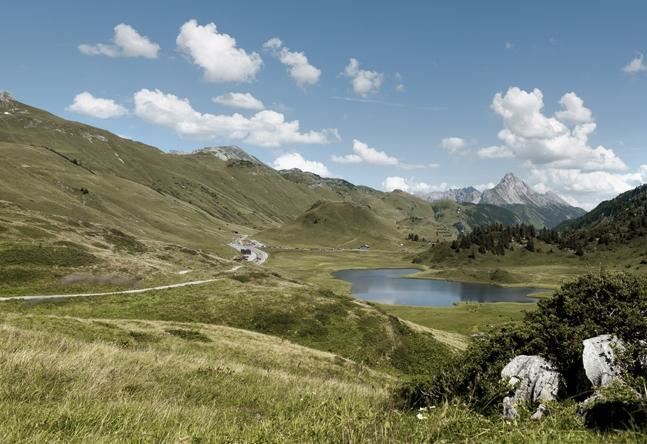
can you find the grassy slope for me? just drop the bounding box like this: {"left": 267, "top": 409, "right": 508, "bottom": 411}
{"left": 2, "top": 313, "right": 632, "bottom": 443}
{"left": 0, "top": 269, "right": 453, "bottom": 374}
{"left": 259, "top": 201, "right": 404, "bottom": 248}
{"left": 0, "top": 202, "right": 239, "bottom": 296}
{"left": 0, "top": 99, "right": 345, "bottom": 255}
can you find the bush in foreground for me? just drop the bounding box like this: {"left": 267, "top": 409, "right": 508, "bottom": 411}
{"left": 396, "top": 273, "right": 647, "bottom": 415}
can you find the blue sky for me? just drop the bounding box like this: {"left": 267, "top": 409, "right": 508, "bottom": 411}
{"left": 2, "top": 0, "right": 647, "bottom": 209}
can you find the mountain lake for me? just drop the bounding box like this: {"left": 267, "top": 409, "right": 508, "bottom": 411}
{"left": 332, "top": 268, "right": 544, "bottom": 307}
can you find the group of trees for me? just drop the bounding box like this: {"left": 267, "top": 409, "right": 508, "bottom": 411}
{"left": 406, "top": 233, "right": 428, "bottom": 242}
{"left": 449, "top": 223, "right": 561, "bottom": 256}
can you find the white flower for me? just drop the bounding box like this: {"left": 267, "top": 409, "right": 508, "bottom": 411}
{"left": 416, "top": 413, "right": 428, "bottom": 420}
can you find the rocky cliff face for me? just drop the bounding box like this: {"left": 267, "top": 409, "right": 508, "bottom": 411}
{"left": 191, "top": 146, "right": 263, "bottom": 164}
{"left": 479, "top": 173, "right": 569, "bottom": 207}
{"left": 424, "top": 186, "right": 482, "bottom": 204}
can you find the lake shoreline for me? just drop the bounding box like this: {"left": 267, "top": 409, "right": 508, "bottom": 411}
{"left": 332, "top": 268, "right": 547, "bottom": 307}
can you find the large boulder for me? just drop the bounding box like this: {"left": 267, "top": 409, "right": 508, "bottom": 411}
{"left": 582, "top": 334, "right": 624, "bottom": 388}
{"left": 579, "top": 334, "right": 647, "bottom": 430}
{"left": 501, "top": 355, "right": 563, "bottom": 420}
{"left": 501, "top": 355, "right": 562, "bottom": 404}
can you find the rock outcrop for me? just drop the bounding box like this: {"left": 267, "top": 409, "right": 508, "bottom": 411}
{"left": 582, "top": 334, "right": 624, "bottom": 388}
{"left": 578, "top": 334, "right": 647, "bottom": 430}
{"left": 501, "top": 355, "right": 562, "bottom": 420}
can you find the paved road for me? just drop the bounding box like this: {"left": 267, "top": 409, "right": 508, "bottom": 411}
{"left": 0, "top": 265, "right": 242, "bottom": 302}
{"left": 229, "top": 235, "right": 269, "bottom": 265}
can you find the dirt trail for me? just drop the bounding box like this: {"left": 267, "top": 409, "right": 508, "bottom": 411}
{"left": 0, "top": 265, "right": 242, "bottom": 302}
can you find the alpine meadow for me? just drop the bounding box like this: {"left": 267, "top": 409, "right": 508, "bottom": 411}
{"left": 1, "top": 2, "right": 647, "bottom": 443}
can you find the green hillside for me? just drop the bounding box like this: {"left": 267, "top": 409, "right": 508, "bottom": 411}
{"left": 504, "top": 203, "right": 586, "bottom": 229}
{"left": 260, "top": 200, "right": 403, "bottom": 248}
{"left": 558, "top": 185, "right": 647, "bottom": 241}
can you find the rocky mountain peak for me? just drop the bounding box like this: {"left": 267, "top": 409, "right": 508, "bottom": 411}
{"left": 0, "top": 91, "right": 15, "bottom": 107}
{"left": 480, "top": 173, "right": 567, "bottom": 207}
{"left": 192, "top": 146, "right": 262, "bottom": 164}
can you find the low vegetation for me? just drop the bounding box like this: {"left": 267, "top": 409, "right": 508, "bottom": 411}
{"left": 396, "top": 273, "right": 647, "bottom": 429}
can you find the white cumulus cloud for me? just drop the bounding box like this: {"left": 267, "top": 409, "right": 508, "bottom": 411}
{"left": 272, "top": 153, "right": 332, "bottom": 177}
{"left": 213, "top": 92, "right": 264, "bottom": 110}
{"left": 344, "top": 58, "right": 384, "bottom": 97}
{"left": 176, "top": 20, "right": 262, "bottom": 83}
{"left": 477, "top": 145, "right": 514, "bottom": 159}
{"left": 382, "top": 176, "right": 449, "bottom": 193}
{"left": 555, "top": 92, "right": 593, "bottom": 124}
{"left": 484, "top": 86, "right": 643, "bottom": 208}
{"left": 332, "top": 139, "right": 398, "bottom": 166}
{"left": 79, "top": 24, "right": 160, "bottom": 59}
{"left": 133, "top": 88, "right": 339, "bottom": 148}
{"left": 530, "top": 167, "right": 647, "bottom": 210}
{"left": 263, "top": 38, "right": 321, "bottom": 87}
{"left": 66, "top": 92, "right": 128, "bottom": 119}
{"left": 491, "top": 87, "right": 626, "bottom": 172}
{"left": 623, "top": 52, "right": 647, "bottom": 74}
{"left": 440, "top": 137, "right": 467, "bottom": 154}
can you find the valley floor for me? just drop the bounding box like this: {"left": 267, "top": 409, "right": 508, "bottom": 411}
{"left": 1, "top": 229, "right": 645, "bottom": 441}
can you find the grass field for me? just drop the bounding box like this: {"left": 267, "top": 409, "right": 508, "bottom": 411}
{"left": 378, "top": 302, "right": 531, "bottom": 335}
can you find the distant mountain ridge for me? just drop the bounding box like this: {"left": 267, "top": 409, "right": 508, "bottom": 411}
{"left": 423, "top": 186, "right": 482, "bottom": 204}
{"left": 417, "top": 173, "right": 585, "bottom": 228}
{"left": 191, "top": 146, "right": 263, "bottom": 164}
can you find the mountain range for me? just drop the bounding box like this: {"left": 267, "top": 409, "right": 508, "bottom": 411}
{"left": 0, "top": 92, "right": 588, "bottom": 253}
{"left": 419, "top": 173, "right": 586, "bottom": 228}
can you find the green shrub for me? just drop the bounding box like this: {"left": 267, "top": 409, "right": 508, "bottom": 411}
{"left": 395, "top": 273, "right": 647, "bottom": 412}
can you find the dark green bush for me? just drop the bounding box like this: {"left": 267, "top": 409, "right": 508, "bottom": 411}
{"left": 395, "top": 273, "right": 647, "bottom": 412}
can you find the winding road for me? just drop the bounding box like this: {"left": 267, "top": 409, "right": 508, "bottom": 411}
{"left": 228, "top": 235, "right": 269, "bottom": 265}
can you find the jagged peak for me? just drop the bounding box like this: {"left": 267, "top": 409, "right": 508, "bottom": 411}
{"left": 191, "top": 145, "right": 262, "bottom": 164}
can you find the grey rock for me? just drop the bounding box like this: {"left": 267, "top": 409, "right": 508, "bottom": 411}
{"left": 502, "top": 396, "right": 519, "bottom": 421}
{"left": 501, "top": 355, "right": 563, "bottom": 405}
{"left": 530, "top": 403, "right": 548, "bottom": 421}
{"left": 191, "top": 146, "right": 263, "bottom": 165}
{"left": 582, "top": 334, "right": 624, "bottom": 388}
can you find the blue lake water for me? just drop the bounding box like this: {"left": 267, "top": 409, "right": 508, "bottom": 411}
{"left": 332, "top": 268, "right": 542, "bottom": 307}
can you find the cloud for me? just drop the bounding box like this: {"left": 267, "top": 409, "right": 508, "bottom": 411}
{"left": 66, "top": 92, "right": 128, "bottom": 118}
{"left": 272, "top": 153, "right": 332, "bottom": 177}
{"left": 477, "top": 145, "right": 514, "bottom": 159}
{"left": 213, "top": 92, "right": 264, "bottom": 110}
{"left": 530, "top": 167, "right": 647, "bottom": 210}
{"left": 555, "top": 92, "right": 593, "bottom": 124}
{"left": 491, "top": 87, "right": 626, "bottom": 171}
{"left": 343, "top": 58, "right": 384, "bottom": 97}
{"left": 485, "top": 86, "right": 643, "bottom": 208}
{"left": 505, "top": 42, "right": 514, "bottom": 50}
{"left": 176, "top": 20, "right": 262, "bottom": 83}
{"left": 623, "top": 52, "right": 647, "bottom": 74}
{"left": 332, "top": 139, "right": 398, "bottom": 166}
{"left": 263, "top": 38, "right": 321, "bottom": 87}
{"left": 395, "top": 72, "right": 405, "bottom": 93}
{"left": 133, "top": 88, "right": 339, "bottom": 147}
{"left": 79, "top": 24, "right": 160, "bottom": 59}
{"left": 440, "top": 137, "right": 467, "bottom": 154}
{"left": 382, "top": 176, "right": 449, "bottom": 193}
